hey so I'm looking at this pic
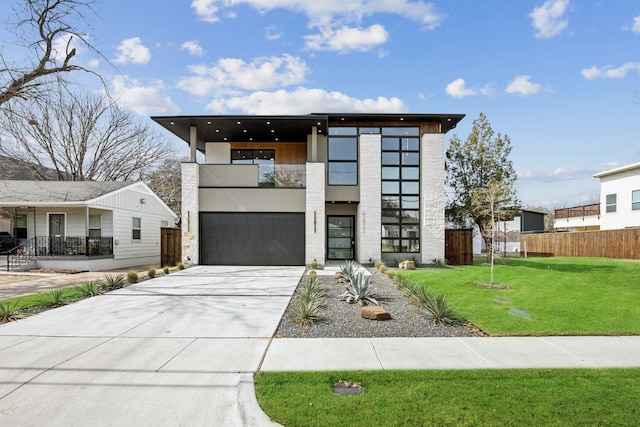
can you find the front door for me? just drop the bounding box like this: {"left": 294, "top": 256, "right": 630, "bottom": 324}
{"left": 327, "top": 216, "right": 355, "bottom": 260}
{"left": 49, "top": 213, "right": 65, "bottom": 255}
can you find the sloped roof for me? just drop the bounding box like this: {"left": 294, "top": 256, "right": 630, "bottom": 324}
{"left": 0, "top": 181, "right": 134, "bottom": 204}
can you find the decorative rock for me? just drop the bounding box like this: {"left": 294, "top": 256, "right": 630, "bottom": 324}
{"left": 399, "top": 260, "right": 416, "bottom": 270}
{"left": 361, "top": 306, "right": 391, "bottom": 321}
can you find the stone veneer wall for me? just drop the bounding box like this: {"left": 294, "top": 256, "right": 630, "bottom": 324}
{"left": 357, "top": 134, "right": 382, "bottom": 263}
{"left": 305, "top": 162, "right": 325, "bottom": 266}
{"left": 181, "top": 162, "right": 199, "bottom": 265}
{"left": 421, "top": 133, "right": 446, "bottom": 263}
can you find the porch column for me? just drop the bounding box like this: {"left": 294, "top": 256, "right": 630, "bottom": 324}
{"left": 190, "top": 125, "right": 198, "bottom": 162}
{"left": 311, "top": 126, "right": 318, "bottom": 162}
{"left": 421, "top": 133, "right": 446, "bottom": 263}
{"left": 85, "top": 206, "right": 90, "bottom": 254}
{"left": 182, "top": 162, "right": 199, "bottom": 265}
{"left": 357, "top": 134, "right": 381, "bottom": 263}
{"left": 305, "top": 162, "right": 325, "bottom": 266}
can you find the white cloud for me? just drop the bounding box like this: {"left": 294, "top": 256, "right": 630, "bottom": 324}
{"left": 304, "top": 24, "right": 389, "bottom": 52}
{"left": 445, "top": 78, "right": 477, "bottom": 99}
{"left": 505, "top": 75, "right": 542, "bottom": 96}
{"left": 529, "top": 0, "right": 570, "bottom": 39}
{"left": 632, "top": 16, "right": 640, "bottom": 34}
{"left": 265, "top": 25, "right": 283, "bottom": 41}
{"left": 581, "top": 62, "right": 640, "bottom": 79}
{"left": 176, "top": 54, "right": 308, "bottom": 96}
{"left": 191, "top": 0, "right": 442, "bottom": 52}
{"left": 110, "top": 75, "right": 180, "bottom": 115}
{"left": 181, "top": 40, "right": 204, "bottom": 56}
{"left": 114, "top": 37, "right": 151, "bottom": 65}
{"left": 206, "top": 87, "right": 407, "bottom": 115}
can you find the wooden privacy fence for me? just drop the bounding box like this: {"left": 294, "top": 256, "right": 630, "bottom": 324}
{"left": 445, "top": 229, "right": 473, "bottom": 265}
{"left": 161, "top": 227, "right": 182, "bottom": 267}
{"left": 521, "top": 229, "right": 640, "bottom": 260}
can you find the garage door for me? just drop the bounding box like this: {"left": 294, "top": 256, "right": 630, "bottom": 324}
{"left": 200, "top": 213, "right": 305, "bottom": 265}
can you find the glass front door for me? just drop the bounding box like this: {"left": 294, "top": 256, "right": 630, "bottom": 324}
{"left": 327, "top": 216, "right": 355, "bottom": 260}
{"left": 49, "top": 213, "right": 65, "bottom": 255}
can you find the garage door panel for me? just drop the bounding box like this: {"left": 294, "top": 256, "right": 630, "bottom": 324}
{"left": 200, "top": 213, "right": 304, "bottom": 265}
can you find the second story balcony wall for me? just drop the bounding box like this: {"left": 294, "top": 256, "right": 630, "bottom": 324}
{"left": 199, "top": 164, "right": 306, "bottom": 188}
{"left": 554, "top": 203, "right": 601, "bottom": 230}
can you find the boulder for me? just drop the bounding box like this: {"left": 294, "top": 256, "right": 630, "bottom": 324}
{"left": 361, "top": 306, "right": 391, "bottom": 321}
{"left": 399, "top": 260, "right": 416, "bottom": 270}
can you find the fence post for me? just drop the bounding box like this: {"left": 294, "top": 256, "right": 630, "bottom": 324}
{"left": 523, "top": 241, "right": 528, "bottom": 258}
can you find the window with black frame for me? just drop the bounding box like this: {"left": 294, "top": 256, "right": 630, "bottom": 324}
{"left": 381, "top": 127, "right": 420, "bottom": 253}
{"left": 231, "top": 149, "right": 275, "bottom": 187}
{"left": 327, "top": 127, "right": 358, "bottom": 186}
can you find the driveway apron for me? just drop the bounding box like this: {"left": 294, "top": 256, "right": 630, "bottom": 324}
{"left": 0, "top": 266, "right": 303, "bottom": 426}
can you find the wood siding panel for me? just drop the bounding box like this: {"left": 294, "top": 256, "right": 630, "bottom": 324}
{"left": 445, "top": 229, "right": 473, "bottom": 265}
{"left": 230, "top": 142, "right": 307, "bottom": 165}
{"left": 521, "top": 229, "right": 640, "bottom": 260}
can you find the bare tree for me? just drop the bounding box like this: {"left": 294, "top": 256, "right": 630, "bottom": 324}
{"left": 0, "top": 91, "right": 176, "bottom": 181}
{"left": 0, "top": 0, "right": 104, "bottom": 108}
{"left": 144, "top": 157, "right": 184, "bottom": 219}
{"left": 472, "top": 181, "right": 511, "bottom": 276}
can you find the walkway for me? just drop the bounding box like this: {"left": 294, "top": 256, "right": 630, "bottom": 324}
{"left": 0, "top": 266, "right": 304, "bottom": 426}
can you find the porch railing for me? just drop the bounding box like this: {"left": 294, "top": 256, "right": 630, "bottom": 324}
{"left": 554, "top": 203, "right": 600, "bottom": 221}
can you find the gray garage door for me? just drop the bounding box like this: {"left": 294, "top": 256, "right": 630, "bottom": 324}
{"left": 199, "top": 213, "right": 305, "bottom": 265}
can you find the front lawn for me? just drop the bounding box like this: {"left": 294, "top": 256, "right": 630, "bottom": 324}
{"left": 256, "top": 369, "right": 640, "bottom": 427}
{"left": 397, "top": 257, "right": 640, "bottom": 336}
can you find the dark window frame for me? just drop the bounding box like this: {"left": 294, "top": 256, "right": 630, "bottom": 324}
{"left": 327, "top": 130, "right": 358, "bottom": 186}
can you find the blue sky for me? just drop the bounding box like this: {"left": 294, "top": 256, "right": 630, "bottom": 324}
{"left": 3, "top": 0, "right": 640, "bottom": 208}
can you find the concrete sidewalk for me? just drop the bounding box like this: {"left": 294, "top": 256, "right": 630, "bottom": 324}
{"left": 262, "top": 336, "right": 640, "bottom": 371}
{"left": 0, "top": 266, "right": 304, "bottom": 426}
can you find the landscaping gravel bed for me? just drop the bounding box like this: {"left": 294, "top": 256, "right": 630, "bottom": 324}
{"left": 276, "top": 266, "right": 485, "bottom": 338}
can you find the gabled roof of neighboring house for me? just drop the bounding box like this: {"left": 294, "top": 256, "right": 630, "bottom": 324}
{"left": 593, "top": 162, "right": 640, "bottom": 178}
{"left": 0, "top": 181, "right": 136, "bottom": 205}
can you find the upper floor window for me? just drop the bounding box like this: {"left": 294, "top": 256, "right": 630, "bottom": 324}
{"left": 606, "top": 194, "right": 617, "bottom": 213}
{"left": 633, "top": 190, "right": 640, "bottom": 211}
{"left": 328, "top": 128, "right": 358, "bottom": 186}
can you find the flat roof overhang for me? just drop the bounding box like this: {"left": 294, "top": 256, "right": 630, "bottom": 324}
{"left": 151, "top": 113, "right": 464, "bottom": 153}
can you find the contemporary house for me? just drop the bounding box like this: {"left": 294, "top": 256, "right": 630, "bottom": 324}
{"left": 554, "top": 162, "right": 640, "bottom": 231}
{"left": 0, "top": 181, "right": 177, "bottom": 271}
{"left": 152, "top": 113, "right": 464, "bottom": 266}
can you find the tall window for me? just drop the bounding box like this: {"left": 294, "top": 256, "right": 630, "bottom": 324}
{"left": 606, "top": 194, "right": 617, "bottom": 213}
{"left": 381, "top": 127, "right": 420, "bottom": 253}
{"left": 633, "top": 190, "right": 640, "bottom": 211}
{"left": 88, "top": 215, "right": 102, "bottom": 238}
{"left": 231, "top": 149, "right": 275, "bottom": 187}
{"left": 132, "top": 217, "right": 141, "bottom": 240}
{"left": 327, "top": 127, "right": 358, "bottom": 186}
{"left": 15, "top": 214, "right": 27, "bottom": 239}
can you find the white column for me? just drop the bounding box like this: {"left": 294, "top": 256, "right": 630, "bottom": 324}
{"left": 190, "top": 126, "right": 197, "bottom": 162}
{"left": 305, "top": 162, "right": 325, "bottom": 265}
{"left": 421, "top": 133, "right": 446, "bottom": 263}
{"left": 357, "top": 134, "right": 381, "bottom": 263}
{"left": 182, "top": 162, "right": 199, "bottom": 265}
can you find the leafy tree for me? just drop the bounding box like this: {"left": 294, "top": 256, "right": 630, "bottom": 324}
{"left": 144, "top": 157, "right": 184, "bottom": 220}
{"left": 446, "top": 113, "right": 519, "bottom": 261}
{"left": 0, "top": 91, "right": 175, "bottom": 181}
{"left": 0, "top": 0, "right": 104, "bottom": 108}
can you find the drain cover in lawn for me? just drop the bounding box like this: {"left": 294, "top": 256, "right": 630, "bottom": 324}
{"left": 509, "top": 308, "right": 533, "bottom": 318}
{"left": 494, "top": 297, "right": 510, "bottom": 303}
{"left": 333, "top": 381, "right": 363, "bottom": 396}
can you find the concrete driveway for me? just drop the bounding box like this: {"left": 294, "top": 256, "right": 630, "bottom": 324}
{"left": 0, "top": 266, "right": 304, "bottom": 426}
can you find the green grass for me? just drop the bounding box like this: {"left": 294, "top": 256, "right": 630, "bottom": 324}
{"left": 1, "top": 287, "right": 84, "bottom": 311}
{"left": 256, "top": 369, "right": 640, "bottom": 427}
{"left": 396, "top": 257, "right": 640, "bottom": 336}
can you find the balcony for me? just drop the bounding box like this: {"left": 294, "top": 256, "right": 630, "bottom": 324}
{"left": 555, "top": 203, "right": 600, "bottom": 220}
{"left": 199, "top": 164, "right": 306, "bottom": 188}
{"left": 554, "top": 203, "right": 601, "bottom": 231}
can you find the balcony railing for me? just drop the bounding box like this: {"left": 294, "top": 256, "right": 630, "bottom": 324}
{"left": 555, "top": 203, "right": 600, "bottom": 221}
{"left": 199, "top": 164, "right": 306, "bottom": 188}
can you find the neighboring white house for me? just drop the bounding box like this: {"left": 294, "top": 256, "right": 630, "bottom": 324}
{"left": 554, "top": 162, "right": 640, "bottom": 231}
{"left": 152, "top": 113, "right": 464, "bottom": 266}
{"left": 0, "top": 181, "right": 177, "bottom": 271}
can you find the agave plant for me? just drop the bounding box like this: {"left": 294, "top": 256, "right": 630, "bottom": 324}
{"left": 293, "top": 276, "right": 324, "bottom": 325}
{"left": 338, "top": 260, "right": 360, "bottom": 285}
{"left": 419, "top": 293, "right": 464, "bottom": 325}
{"left": 0, "top": 300, "right": 22, "bottom": 323}
{"left": 76, "top": 281, "right": 100, "bottom": 297}
{"left": 43, "top": 288, "right": 67, "bottom": 307}
{"left": 340, "top": 272, "right": 379, "bottom": 305}
{"left": 99, "top": 274, "right": 126, "bottom": 291}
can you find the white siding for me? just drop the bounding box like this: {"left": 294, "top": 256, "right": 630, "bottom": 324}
{"left": 599, "top": 169, "right": 640, "bottom": 230}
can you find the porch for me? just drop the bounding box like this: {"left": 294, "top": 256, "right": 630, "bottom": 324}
{"left": 554, "top": 203, "right": 601, "bottom": 231}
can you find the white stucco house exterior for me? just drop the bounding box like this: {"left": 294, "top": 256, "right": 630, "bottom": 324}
{"left": 152, "top": 113, "right": 464, "bottom": 266}
{"left": 0, "top": 181, "right": 177, "bottom": 271}
{"left": 554, "top": 162, "right": 640, "bottom": 231}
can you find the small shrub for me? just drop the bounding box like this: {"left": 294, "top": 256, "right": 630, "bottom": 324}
{"left": 176, "top": 261, "right": 185, "bottom": 270}
{"left": 386, "top": 269, "right": 395, "bottom": 279}
{"left": 309, "top": 269, "right": 317, "bottom": 279}
{"left": 310, "top": 258, "right": 318, "bottom": 269}
{"left": 126, "top": 271, "right": 139, "bottom": 284}
{"left": 147, "top": 267, "right": 156, "bottom": 278}
{"left": 377, "top": 262, "right": 386, "bottom": 273}
{"left": 163, "top": 266, "right": 170, "bottom": 275}
{"left": 76, "top": 281, "right": 100, "bottom": 297}
{"left": 43, "top": 289, "right": 67, "bottom": 307}
{"left": 388, "top": 256, "right": 401, "bottom": 268}
{"left": 0, "top": 300, "right": 22, "bottom": 323}
{"left": 432, "top": 258, "right": 448, "bottom": 268}
{"left": 374, "top": 260, "right": 383, "bottom": 269}
{"left": 419, "top": 293, "right": 464, "bottom": 325}
{"left": 99, "top": 274, "right": 125, "bottom": 291}
{"left": 340, "top": 272, "right": 379, "bottom": 305}
{"left": 410, "top": 255, "right": 421, "bottom": 266}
